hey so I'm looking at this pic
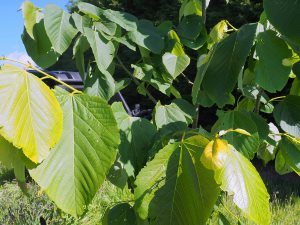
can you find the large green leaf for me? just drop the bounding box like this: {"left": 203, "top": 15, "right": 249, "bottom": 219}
{"left": 44, "top": 4, "right": 78, "bottom": 54}
{"left": 30, "top": 91, "right": 120, "bottom": 216}
{"left": 275, "top": 148, "right": 293, "bottom": 175}
{"left": 264, "top": 0, "right": 300, "bottom": 47}
{"left": 177, "top": 15, "right": 203, "bottom": 40}
{"left": 84, "top": 28, "right": 115, "bottom": 72}
{"left": 0, "top": 65, "right": 63, "bottom": 163}
{"left": 207, "top": 141, "right": 270, "bottom": 225}
{"left": 255, "top": 31, "right": 292, "bottom": 93}
{"left": 278, "top": 137, "right": 300, "bottom": 175}
{"left": 154, "top": 100, "right": 195, "bottom": 130}
{"left": 72, "top": 12, "right": 91, "bottom": 34}
{"left": 103, "top": 9, "right": 138, "bottom": 31}
{"left": 78, "top": 2, "right": 103, "bottom": 20}
{"left": 162, "top": 53, "right": 190, "bottom": 79}
{"left": 111, "top": 102, "right": 156, "bottom": 176}
{"left": 73, "top": 35, "right": 90, "bottom": 79}
{"left": 134, "top": 135, "right": 220, "bottom": 225}
{"left": 128, "top": 20, "right": 164, "bottom": 54}
{"left": 22, "top": 15, "right": 59, "bottom": 68}
{"left": 132, "top": 64, "right": 172, "bottom": 95}
{"left": 21, "top": 0, "right": 39, "bottom": 39}
{"left": 84, "top": 66, "right": 116, "bottom": 101}
{"left": 212, "top": 110, "right": 268, "bottom": 159}
{"left": 274, "top": 95, "right": 300, "bottom": 138}
{"left": 94, "top": 20, "right": 118, "bottom": 36}
{"left": 193, "top": 23, "right": 257, "bottom": 107}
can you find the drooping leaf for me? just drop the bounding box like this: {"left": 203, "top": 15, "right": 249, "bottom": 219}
{"left": 177, "top": 15, "right": 203, "bottom": 40}
{"left": 202, "top": 139, "right": 271, "bottom": 225}
{"left": 167, "top": 30, "right": 185, "bottom": 56}
{"left": 275, "top": 148, "right": 293, "bottom": 175}
{"left": 257, "top": 123, "right": 281, "bottom": 165}
{"left": 44, "top": 5, "right": 78, "bottom": 54}
{"left": 103, "top": 203, "right": 137, "bottom": 225}
{"left": 103, "top": 9, "right": 138, "bottom": 31}
{"left": 0, "top": 65, "right": 63, "bottom": 163}
{"left": 134, "top": 135, "right": 220, "bottom": 225}
{"left": 154, "top": 100, "right": 195, "bottom": 130}
{"left": 30, "top": 92, "right": 120, "bottom": 216}
{"left": 278, "top": 137, "right": 300, "bottom": 175}
{"left": 162, "top": 53, "right": 190, "bottom": 79}
{"left": 0, "top": 136, "right": 26, "bottom": 186}
{"left": 193, "top": 23, "right": 257, "bottom": 107}
{"left": 274, "top": 95, "right": 300, "bottom": 138}
{"left": 181, "top": 29, "right": 207, "bottom": 50}
{"left": 72, "top": 12, "right": 91, "bottom": 33}
{"left": 128, "top": 20, "right": 164, "bottom": 54}
{"left": 84, "top": 66, "right": 116, "bottom": 101}
{"left": 212, "top": 110, "right": 268, "bottom": 159}
{"left": 207, "top": 20, "right": 228, "bottom": 49}
{"left": 22, "top": 16, "right": 59, "bottom": 68}
{"left": 113, "top": 35, "right": 136, "bottom": 51}
{"left": 112, "top": 102, "right": 156, "bottom": 176}
{"left": 78, "top": 2, "right": 103, "bottom": 20}
{"left": 132, "top": 64, "right": 172, "bottom": 95}
{"left": 264, "top": 0, "right": 300, "bottom": 47}
{"left": 255, "top": 30, "right": 292, "bottom": 93}
{"left": 179, "top": 0, "right": 202, "bottom": 20}
{"left": 94, "top": 20, "right": 118, "bottom": 36}
{"left": 21, "top": 0, "right": 39, "bottom": 39}
{"left": 84, "top": 28, "right": 115, "bottom": 72}
{"left": 73, "top": 35, "right": 90, "bottom": 79}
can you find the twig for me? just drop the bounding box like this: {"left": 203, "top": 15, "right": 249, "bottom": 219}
{"left": 254, "top": 88, "right": 263, "bottom": 114}
{"left": 116, "top": 56, "right": 157, "bottom": 104}
{"left": 0, "top": 57, "right": 82, "bottom": 94}
{"left": 267, "top": 96, "right": 286, "bottom": 103}
{"left": 225, "top": 20, "right": 238, "bottom": 31}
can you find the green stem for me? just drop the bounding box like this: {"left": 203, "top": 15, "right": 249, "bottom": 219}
{"left": 254, "top": 88, "right": 263, "bottom": 114}
{"left": 226, "top": 20, "right": 238, "bottom": 31}
{"left": 116, "top": 56, "right": 157, "bottom": 104}
{"left": 268, "top": 95, "right": 286, "bottom": 103}
{"left": 192, "top": 105, "right": 199, "bottom": 129}
{"left": 202, "top": 0, "right": 207, "bottom": 24}
{"left": 0, "top": 57, "right": 82, "bottom": 94}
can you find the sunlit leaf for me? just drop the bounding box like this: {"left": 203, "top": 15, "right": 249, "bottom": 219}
{"left": 44, "top": 5, "right": 78, "bottom": 54}
{"left": 0, "top": 65, "right": 63, "bottom": 163}
{"left": 30, "top": 92, "right": 120, "bottom": 216}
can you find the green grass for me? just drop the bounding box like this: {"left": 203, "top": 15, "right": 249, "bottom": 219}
{"left": 0, "top": 163, "right": 133, "bottom": 225}
{"left": 0, "top": 163, "right": 299, "bottom": 224}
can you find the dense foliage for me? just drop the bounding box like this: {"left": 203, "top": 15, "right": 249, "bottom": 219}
{"left": 0, "top": 0, "right": 300, "bottom": 224}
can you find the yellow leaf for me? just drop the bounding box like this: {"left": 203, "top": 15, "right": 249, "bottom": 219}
{"left": 201, "top": 138, "right": 230, "bottom": 170}
{"left": 0, "top": 64, "right": 63, "bottom": 163}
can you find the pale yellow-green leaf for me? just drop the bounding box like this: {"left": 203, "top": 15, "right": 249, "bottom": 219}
{"left": 21, "top": 1, "right": 42, "bottom": 39}
{"left": 0, "top": 64, "right": 63, "bottom": 163}
{"left": 214, "top": 144, "right": 271, "bottom": 225}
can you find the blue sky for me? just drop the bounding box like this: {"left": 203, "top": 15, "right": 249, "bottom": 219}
{"left": 0, "top": 0, "right": 68, "bottom": 56}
